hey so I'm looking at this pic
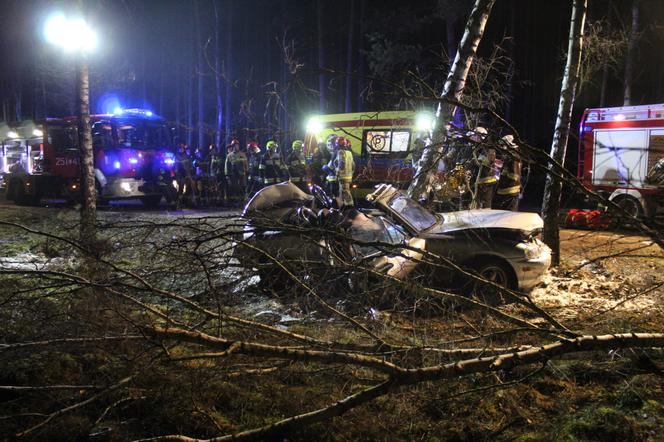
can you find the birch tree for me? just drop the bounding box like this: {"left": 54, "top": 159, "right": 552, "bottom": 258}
{"left": 623, "top": 0, "right": 640, "bottom": 105}
{"left": 407, "top": 0, "right": 496, "bottom": 200}
{"left": 541, "top": 0, "right": 587, "bottom": 266}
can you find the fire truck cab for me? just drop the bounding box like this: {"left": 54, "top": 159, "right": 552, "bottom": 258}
{"left": 2, "top": 109, "right": 176, "bottom": 206}
{"left": 578, "top": 103, "right": 664, "bottom": 218}
{"left": 304, "top": 111, "right": 434, "bottom": 198}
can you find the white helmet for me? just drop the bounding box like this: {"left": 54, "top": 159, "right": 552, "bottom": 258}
{"left": 501, "top": 134, "right": 518, "bottom": 149}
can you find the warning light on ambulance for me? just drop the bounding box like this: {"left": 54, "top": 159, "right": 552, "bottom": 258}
{"left": 415, "top": 112, "right": 436, "bottom": 132}
{"left": 305, "top": 116, "right": 323, "bottom": 135}
{"left": 613, "top": 113, "right": 626, "bottom": 121}
{"left": 33, "top": 129, "right": 43, "bottom": 137}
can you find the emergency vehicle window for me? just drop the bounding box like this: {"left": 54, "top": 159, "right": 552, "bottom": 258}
{"left": 48, "top": 126, "right": 78, "bottom": 152}
{"left": 92, "top": 121, "right": 114, "bottom": 149}
{"left": 363, "top": 129, "right": 411, "bottom": 157}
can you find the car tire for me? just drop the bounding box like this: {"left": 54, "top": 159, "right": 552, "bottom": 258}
{"left": 461, "top": 258, "right": 516, "bottom": 306}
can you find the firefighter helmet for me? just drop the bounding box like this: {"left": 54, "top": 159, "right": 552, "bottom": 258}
{"left": 502, "top": 134, "right": 517, "bottom": 149}
{"left": 247, "top": 140, "right": 260, "bottom": 153}
{"left": 292, "top": 139, "right": 303, "bottom": 150}
{"left": 335, "top": 137, "right": 349, "bottom": 149}
{"left": 266, "top": 140, "right": 278, "bottom": 150}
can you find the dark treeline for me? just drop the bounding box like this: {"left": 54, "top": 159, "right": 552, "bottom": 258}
{"left": 1, "top": 0, "right": 664, "bottom": 153}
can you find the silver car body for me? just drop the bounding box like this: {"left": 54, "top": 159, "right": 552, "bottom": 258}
{"left": 367, "top": 184, "right": 551, "bottom": 290}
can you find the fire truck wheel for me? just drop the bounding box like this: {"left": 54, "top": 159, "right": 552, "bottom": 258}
{"left": 615, "top": 195, "right": 642, "bottom": 219}
{"left": 141, "top": 195, "right": 163, "bottom": 208}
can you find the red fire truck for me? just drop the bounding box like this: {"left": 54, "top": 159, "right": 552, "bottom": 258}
{"left": 578, "top": 103, "right": 664, "bottom": 218}
{"left": 2, "top": 109, "right": 176, "bottom": 206}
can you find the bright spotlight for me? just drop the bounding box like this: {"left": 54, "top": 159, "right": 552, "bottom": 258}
{"left": 33, "top": 129, "right": 43, "bottom": 137}
{"left": 44, "top": 13, "right": 97, "bottom": 53}
{"left": 113, "top": 107, "right": 123, "bottom": 115}
{"left": 305, "top": 116, "right": 323, "bottom": 135}
{"left": 145, "top": 111, "right": 153, "bottom": 117}
{"left": 415, "top": 112, "right": 435, "bottom": 132}
{"left": 7, "top": 131, "right": 19, "bottom": 139}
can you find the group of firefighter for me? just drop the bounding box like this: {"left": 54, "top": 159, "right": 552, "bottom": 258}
{"left": 154, "top": 126, "right": 521, "bottom": 212}
{"left": 420, "top": 126, "right": 523, "bottom": 212}
{"left": 158, "top": 134, "right": 355, "bottom": 208}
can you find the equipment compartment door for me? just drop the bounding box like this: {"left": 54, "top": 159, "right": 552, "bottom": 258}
{"left": 593, "top": 129, "right": 648, "bottom": 187}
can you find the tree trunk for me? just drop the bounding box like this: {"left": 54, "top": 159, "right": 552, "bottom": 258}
{"left": 77, "top": 54, "right": 96, "bottom": 244}
{"left": 317, "top": 0, "right": 326, "bottom": 113}
{"left": 224, "top": 0, "right": 234, "bottom": 143}
{"left": 541, "top": 0, "right": 587, "bottom": 266}
{"left": 213, "top": 1, "right": 223, "bottom": 149}
{"left": 357, "top": 0, "right": 366, "bottom": 112}
{"left": 407, "top": 0, "right": 496, "bottom": 200}
{"left": 623, "top": 0, "right": 640, "bottom": 106}
{"left": 195, "top": 0, "right": 205, "bottom": 149}
{"left": 344, "top": 0, "right": 356, "bottom": 113}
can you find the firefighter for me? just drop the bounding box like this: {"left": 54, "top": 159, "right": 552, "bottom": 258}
{"left": 493, "top": 134, "right": 522, "bottom": 211}
{"left": 259, "top": 140, "right": 287, "bottom": 187}
{"left": 335, "top": 137, "right": 355, "bottom": 207}
{"left": 207, "top": 144, "right": 224, "bottom": 205}
{"left": 246, "top": 140, "right": 262, "bottom": 197}
{"left": 225, "top": 141, "right": 248, "bottom": 206}
{"left": 287, "top": 139, "right": 307, "bottom": 191}
{"left": 474, "top": 146, "right": 497, "bottom": 209}
{"left": 175, "top": 143, "right": 195, "bottom": 207}
{"left": 311, "top": 134, "right": 335, "bottom": 187}
{"left": 322, "top": 135, "right": 339, "bottom": 198}
{"left": 193, "top": 146, "right": 211, "bottom": 206}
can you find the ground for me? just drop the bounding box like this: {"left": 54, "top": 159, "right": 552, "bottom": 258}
{"left": 0, "top": 201, "right": 661, "bottom": 441}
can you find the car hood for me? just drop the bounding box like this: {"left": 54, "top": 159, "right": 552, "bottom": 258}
{"left": 430, "top": 209, "right": 543, "bottom": 234}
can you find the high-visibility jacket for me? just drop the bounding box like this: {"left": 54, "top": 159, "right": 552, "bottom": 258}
{"left": 225, "top": 151, "right": 248, "bottom": 177}
{"left": 286, "top": 150, "right": 307, "bottom": 182}
{"left": 259, "top": 151, "right": 287, "bottom": 184}
{"left": 476, "top": 157, "right": 498, "bottom": 185}
{"left": 496, "top": 155, "right": 521, "bottom": 196}
{"left": 336, "top": 149, "right": 354, "bottom": 182}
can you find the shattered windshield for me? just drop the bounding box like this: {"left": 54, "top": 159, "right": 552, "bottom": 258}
{"left": 349, "top": 214, "right": 408, "bottom": 257}
{"left": 388, "top": 195, "right": 437, "bottom": 231}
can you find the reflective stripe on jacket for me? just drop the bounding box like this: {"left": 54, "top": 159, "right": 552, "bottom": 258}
{"left": 337, "top": 150, "right": 354, "bottom": 182}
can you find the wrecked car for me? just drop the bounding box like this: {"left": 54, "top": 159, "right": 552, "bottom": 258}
{"left": 234, "top": 182, "right": 550, "bottom": 299}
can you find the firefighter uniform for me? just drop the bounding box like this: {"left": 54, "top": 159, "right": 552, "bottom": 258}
{"left": 475, "top": 148, "right": 497, "bottom": 209}
{"left": 246, "top": 141, "right": 262, "bottom": 197}
{"left": 493, "top": 135, "right": 521, "bottom": 211}
{"left": 208, "top": 146, "right": 225, "bottom": 205}
{"left": 175, "top": 145, "right": 196, "bottom": 207}
{"left": 336, "top": 144, "right": 355, "bottom": 207}
{"left": 259, "top": 140, "right": 287, "bottom": 186}
{"left": 287, "top": 140, "right": 307, "bottom": 191}
{"left": 311, "top": 142, "right": 331, "bottom": 187}
{"left": 225, "top": 146, "right": 248, "bottom": 205}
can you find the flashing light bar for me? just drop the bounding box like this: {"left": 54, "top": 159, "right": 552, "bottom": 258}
{"left": 113, "top": 108, "right": 158, "bottom": 118}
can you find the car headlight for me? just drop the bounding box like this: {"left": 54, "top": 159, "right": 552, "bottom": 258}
{"left": 517, "top": 240, "right": 543, "bottom": 260}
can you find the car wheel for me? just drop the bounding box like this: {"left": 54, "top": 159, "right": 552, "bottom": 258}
{"left": 462, "top": 258, "right": 516, "bottom": 306}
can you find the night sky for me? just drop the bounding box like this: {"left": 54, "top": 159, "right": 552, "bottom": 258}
{"left": 1, "top": 0, "right": 663, "bottom": 169}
